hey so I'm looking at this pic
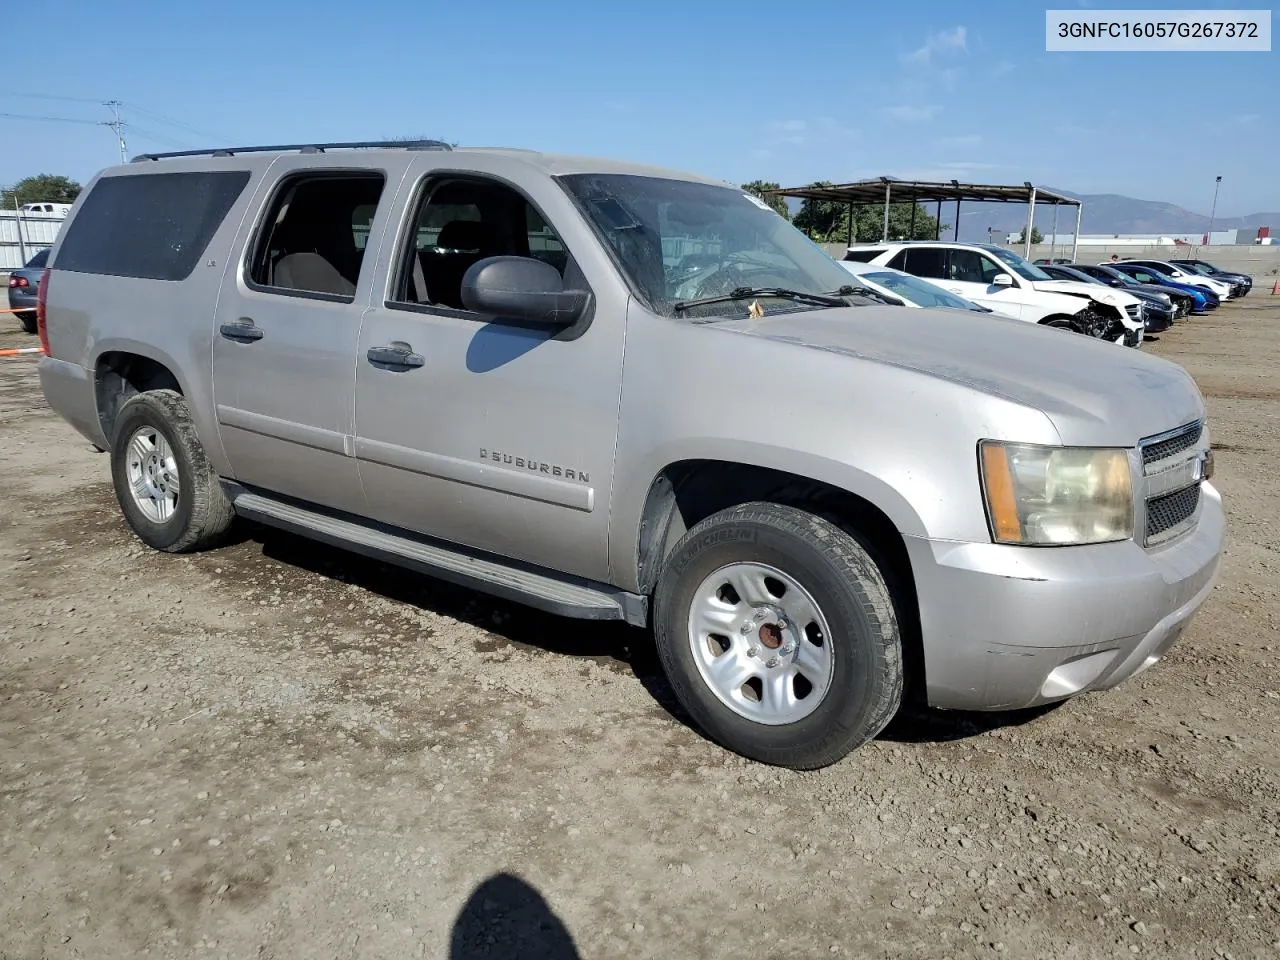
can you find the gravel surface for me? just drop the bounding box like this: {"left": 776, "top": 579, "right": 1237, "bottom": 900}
{"left": 1, "top": 302, "right": 1277, "bottom": 959}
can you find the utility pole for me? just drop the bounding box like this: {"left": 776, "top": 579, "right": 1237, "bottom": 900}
{"left": 101, "top": 100, "right": 127, "bottom": 163}
{"left": 10, "top": 189, "right": 28, "bottom": 263}
{"left": 1206, "top": 175, "right": 1223, "bottom": 246}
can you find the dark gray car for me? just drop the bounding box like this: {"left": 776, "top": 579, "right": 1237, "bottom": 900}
{"left": 6, "top": 247, "right": 49, "bottom": 333}
{"left": 1068, "top": 263, "right": 1197, "bottom": 318}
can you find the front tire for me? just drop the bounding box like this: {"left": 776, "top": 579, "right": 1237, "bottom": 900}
{"left": 109, "top": 390, "right": 234, "bottom": 552}
{"left": 653, "top": 502, "right": 903, "bottom": 769}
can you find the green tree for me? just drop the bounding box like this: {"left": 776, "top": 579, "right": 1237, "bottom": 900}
{"left": 791, "top": 182, "right": 942, "bottom": 243}
{"left": 2, "top": 174, "right": 82, "bottom": 207}
{"left": 1015, "top": 226, "right": 1044, "bottom": 244}
{"left": 740, "top": 180, "right": 790, "bottom": 219}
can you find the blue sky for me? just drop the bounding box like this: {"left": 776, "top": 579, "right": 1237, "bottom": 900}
{"left": 3, "top": 0, "right": 1275, "bottom": 215}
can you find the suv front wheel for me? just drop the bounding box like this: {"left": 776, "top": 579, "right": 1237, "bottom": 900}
{"left": 109, "top": 390, "right": 235, "bottom": 552}
{"left": 653, "top": 502, "right": 903, "bottom": 769}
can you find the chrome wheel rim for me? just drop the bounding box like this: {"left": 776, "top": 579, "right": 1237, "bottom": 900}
{"left": 686, "top": 562, "right": 834, "bottom": 725}
{"left": 125, "top": 426, "right": 180, "bottom": 524}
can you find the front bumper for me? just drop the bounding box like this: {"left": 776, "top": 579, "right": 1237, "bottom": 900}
{"left": 904, "top": 483, "right": 1224, "bottom": 711}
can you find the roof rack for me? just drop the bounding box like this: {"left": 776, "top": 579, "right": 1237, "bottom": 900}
{"left": 131, "top": 139, "right": 453, "bottom": 163}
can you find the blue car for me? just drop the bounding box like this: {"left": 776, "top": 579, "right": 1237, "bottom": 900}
{"left": 1107, "top": 262, "right": 1218, "bottom": 313}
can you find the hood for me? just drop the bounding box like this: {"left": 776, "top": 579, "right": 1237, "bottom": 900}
{"left": 1126, "top": 283, "right": 1176, "bottom": 301}
{"left": 1032, "top": 279, "right": 1139, "bottom": 307}
{"left": 712, "top": 305, "right": 1204, "bottom": 445}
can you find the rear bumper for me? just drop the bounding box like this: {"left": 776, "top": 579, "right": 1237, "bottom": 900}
{"left": 37, "top": 357, "right": 108, "bottom": 449}
{"left": 905, "top": 483, "right": 1224, "bottom": 711}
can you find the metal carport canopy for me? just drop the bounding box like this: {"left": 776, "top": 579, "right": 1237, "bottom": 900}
{"left": 765, "top": 178, "right": 1084, "bottom": 261}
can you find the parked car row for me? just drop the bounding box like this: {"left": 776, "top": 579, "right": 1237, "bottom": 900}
{"left": 841, "top": 242, "right": 1254, "bottom": 348}
{"left": 1035, "top": 256, "right": 1254, "bottom": 301}
{"left": 843, "top": 242, "right": 1147, "bottom": 346}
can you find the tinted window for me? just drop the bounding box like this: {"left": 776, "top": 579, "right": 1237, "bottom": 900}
{"left": 249, "top": 174, "right": 385, "bottom": 299}
{"left": 55, "top": 171, "right": 249, "bottom": 281}
{"left": 26, "top": 248, "right": 49, "bottom": 268}
{"left": 899, "top": 247, "right": 945, "bottom": 278}
{"left": 842, "top": 249, "right": 880, "bottom": 263}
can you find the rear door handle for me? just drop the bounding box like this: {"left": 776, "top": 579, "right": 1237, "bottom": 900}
{"left": 367, "top": 343, "right": 425, "bottom": 369}
{"left": 220, "top": 318, "right": 264, "bottom": 343}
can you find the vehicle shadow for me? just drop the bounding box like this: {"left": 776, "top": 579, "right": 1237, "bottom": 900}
{"left": 242, "top": 523, "right": 1062, "bottom": 752}
{"left": 449, "top": 872, "right": 581, "bottom": 960}
{"left": 245, "top": 523, "right": 693, "bottom": 725}
{"left": 877, "top": 700, "right": 1064, "bottom": 744}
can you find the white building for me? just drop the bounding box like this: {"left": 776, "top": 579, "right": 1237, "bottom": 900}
{"left": 1, "top": 209, "right": 66, "bottom": 269}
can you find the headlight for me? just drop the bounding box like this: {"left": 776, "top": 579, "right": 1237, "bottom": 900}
{"left": 979, "top": 441, "right": 1133, "bottom": 545}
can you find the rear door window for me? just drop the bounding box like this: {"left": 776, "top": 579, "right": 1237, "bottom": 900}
{"left": 54, "top": 171, "right": 250, "bottom": 281}
{"left": 894, "top": 247, "right": 945, "bottom": 279}
{"left": 247, "top": 173, "right": 386, "bottom": 300}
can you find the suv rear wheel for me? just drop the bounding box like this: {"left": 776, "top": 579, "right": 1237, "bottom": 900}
{"left": 109, "top": 390, "right": 234, "bottom": 552}
{"left": 653, "top": 502, "right": 903, "bottom": 769}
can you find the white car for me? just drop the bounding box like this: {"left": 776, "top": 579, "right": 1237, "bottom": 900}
{"left": 845, "top": 241, "right": 1145, "bottom": 347}
{"left": 839, "top": 260, "right": 993, "bottom": 313}
{"left": 1116, "top": 260, "right": 1233, "bottom": 300}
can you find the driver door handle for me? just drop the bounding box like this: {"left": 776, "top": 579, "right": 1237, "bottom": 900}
{"left": 220, "top": 318, "right": 264, "bottom": 343}
{"left": 367, "top": 344, "right": 425, "bottom": 369}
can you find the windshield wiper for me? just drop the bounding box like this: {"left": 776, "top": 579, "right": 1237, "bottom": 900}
{"left": 826, "top": 283, "right": 897, "bottom": 305}
{"left": 672, "top": 286, "right": 849, "bottom": 313}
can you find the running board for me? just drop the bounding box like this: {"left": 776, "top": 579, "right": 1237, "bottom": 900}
{"left": 229, "top": 490, "right": 647, "bottom": 626}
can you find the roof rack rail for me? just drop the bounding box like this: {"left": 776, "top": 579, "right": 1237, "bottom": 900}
{"left": 130, "top": 139, "right": 453, "bottom": 163}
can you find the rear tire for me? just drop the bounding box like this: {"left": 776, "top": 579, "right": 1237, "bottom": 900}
{"left": 109, "top": 390, "right": 235, "bottom": 553}
{"left": 653, "top": 502, "right": 903, "bottom": 769}
{"left": 19, "top": 311, "right": 37, "bottom": 334}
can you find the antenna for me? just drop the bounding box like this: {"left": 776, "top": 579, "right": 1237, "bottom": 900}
{"left": 101, "top": 100, "right": 127, "bottom": 163}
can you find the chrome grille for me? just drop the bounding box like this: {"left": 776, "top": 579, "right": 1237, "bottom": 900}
{"left": 1141, "top": 422, "right": 1202, "bottom": 469}
{"left": 1146, "top": 485, "right": 1201, "bottom": 545}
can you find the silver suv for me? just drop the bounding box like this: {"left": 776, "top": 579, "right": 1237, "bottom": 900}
{"left": 36, "top": 140, "right": 1224, "bottom": 768}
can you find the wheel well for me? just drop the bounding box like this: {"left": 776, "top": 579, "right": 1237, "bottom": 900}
{"left": 637, "top": 460, "right": 925, "bottom": 703}
{"left": 95, "top": 352, "right": 182, "bottom": 444}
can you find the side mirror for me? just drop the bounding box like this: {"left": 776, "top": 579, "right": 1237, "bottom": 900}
{"left": 461, "top": 256, "right": 589, "bottom": 327}
{"left": 992, "top": 273, "right": 1015, "bottom": 287}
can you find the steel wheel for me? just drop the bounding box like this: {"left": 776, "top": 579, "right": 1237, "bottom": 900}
{"left": 124, "top": 426, "right": 181, "bottom": 523}
{"left": 687, "top": 561, "right": 834, "bottom": 725}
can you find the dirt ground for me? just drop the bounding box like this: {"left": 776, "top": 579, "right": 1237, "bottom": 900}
{"left": 1, "top": 299, "right": 1278, "bottom": 960}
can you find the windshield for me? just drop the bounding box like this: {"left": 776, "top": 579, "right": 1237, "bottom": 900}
{"left": 1104, "top": 268, "right": 1141, "bottom": 287}
{"left": 559, "top": 174, "right": 859, "bottom": 318}
{"left": 987, "top": 247, "right": 1053, "bottom": 281}
{"left": 864, "top": 271, "right": 980, "bottom": 311}
{"left": 1182, "top": 262, "right": 1215, "bottom": 275}
{"left": 26, "top": 248, "right": 49, "bottom": 268}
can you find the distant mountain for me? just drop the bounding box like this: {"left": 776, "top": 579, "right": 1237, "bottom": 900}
{"left": 952, "top": 188, "right": 1278, "bottom": 241}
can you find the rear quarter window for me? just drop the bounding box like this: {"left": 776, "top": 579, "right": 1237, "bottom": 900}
{"left": 54, "top": 170, "right": 250, "bottom": 281}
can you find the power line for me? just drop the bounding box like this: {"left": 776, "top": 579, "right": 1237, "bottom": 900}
{"left": 0, "top": 110, "right": 101, "bottom": 125}
{"left": 0, "top": 90, "right": 104, "bottom": 104}
{"left": 127, "top": 125, "right": 195, "bottom": 150}
{"left": 1, "top": 91, "right": 233, "bottom": 147}
{"left": 122, "top": 103, "right": 230, "bottom": 143}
